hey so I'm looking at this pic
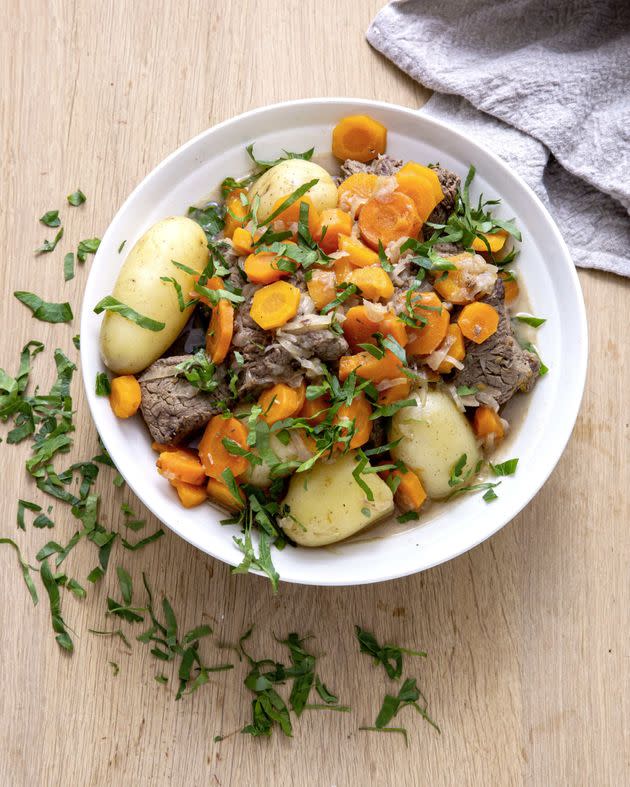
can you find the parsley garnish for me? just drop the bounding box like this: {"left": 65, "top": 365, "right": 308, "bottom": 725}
{"left": 95, "top": 372, "right": 111, "bottom": 396}
{"left": 40, "top": 210, "right": 61, "bottom": 228}
{"left": 0, "top": 538, "right": 39, "bottom": 605}
{"left": 77, "top": 237, "right": 100, "bottom": 262}
{"left": 187, "top": 202, "right": 224, "bottom": 242}
{"left": 14, "top": 291, "right": 73, "bottom": 323}
{"left": 35, "top": 227, "right": 63, "bottom": 254}
{"left": 514, "top": 313, "right": 546, "bottom": 328}
{"left": 490, "top": 458, "right": 519, "bottom": 476}
{"left": 67, "top": 189, "right": 86, "bottom": 206}
{"left": 63, "top": 252, "right": 75, "bottom": 282}
{"left": 93, "top": 296, "right": 164, "bottom": 331}
{"left": 175, "top": 351, "right": 218, "bottom": 393}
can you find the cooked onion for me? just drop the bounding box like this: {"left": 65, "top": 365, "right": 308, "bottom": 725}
{"left": 476, "top": 391, "right": 500, "bottom": 412}
{"left": 423, "top": 334, "right": 456, "bottom": 371}
{"left": 373, "top": 176, "right": 398, "bottom": 201}
{"left": 362, "top": 299, "right": 388, "bottom": 321}
{"left": 375, "top": 377, "right": 407, "bottom": 391}
{"left": 279, "top": 313, "right": 333, "bottom": 334}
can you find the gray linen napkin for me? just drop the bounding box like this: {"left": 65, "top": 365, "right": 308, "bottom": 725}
{"left": 367, "top": 0, "right": 630, "bottom": 276}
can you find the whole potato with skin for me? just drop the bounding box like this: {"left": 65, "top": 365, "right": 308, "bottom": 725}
{"left": 389, "top": 388, "right": 482, "bottom": 500}
{"left": 99, "top": 217, "right": 209, "bottom": 375}
{"left": 279, "top": 451, "right": 394, "bottom": 547}
{"left": 249, "top": 159, "right": 338, "bottom": 221}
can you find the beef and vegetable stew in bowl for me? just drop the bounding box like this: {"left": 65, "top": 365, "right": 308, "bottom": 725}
{"left": 81, "top": 99, "right": 586, "bottom": 586}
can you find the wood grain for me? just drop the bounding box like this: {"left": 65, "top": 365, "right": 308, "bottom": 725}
{"left": 1, "top": 1, "right": 628, "bottom": 785}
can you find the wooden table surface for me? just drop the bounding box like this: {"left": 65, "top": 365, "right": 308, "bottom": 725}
{"left": 1, "top": 2, "right": 629, "bottom": 785}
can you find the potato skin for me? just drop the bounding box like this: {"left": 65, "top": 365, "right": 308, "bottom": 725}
{"left": 99, "top": 217, "right": 209, "bottom": 374}
{"left": 390, "top": 388, "right": 481, "bottom": 500}
{"left": 279, "top": 451, "right": 394, "bottom": 547}
{"left": 248, "top": 159, "right": 338, "bottom": 221}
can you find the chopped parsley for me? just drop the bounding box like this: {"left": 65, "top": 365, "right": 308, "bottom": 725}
{"left": 95, "top": 372, "right": 111, "bottom": 396}
{"left": 14, "top": 291, "right": 73, "bottom": 323}
{"left": 77, "top": 237, "right": 100, "bottom": 262}
{"left": 514, "top": 313, "right": 546, "bottom": 328}
{"left": 40, "top": 210, "right": 61, "bottom": 228}
{"left": 35, "top": 227, "right": 63, "bottom": 254}
{"left": 63, "top": 252, "right": 75, "bottom": 282}
{"left": 67, "top": 189, "right": 86, "bottom": 206}
{"left": 175, "top": 350, "right": 218, "bottom": 392}
{"left": 93, "top": 296, "right": 165, "bottom": 331}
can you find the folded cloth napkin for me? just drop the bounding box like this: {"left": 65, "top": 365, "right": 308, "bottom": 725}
{"left": 367, "top": 0, "right": 630, "bottom": 276}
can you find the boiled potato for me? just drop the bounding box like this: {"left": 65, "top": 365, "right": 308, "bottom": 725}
{"left": 243, "top": 430, "right": 313, "bottom": 488}
{"left": 278, "top": 451, "right": 394, "bottom": 547}
{"left": 99, "top": 217, "right": 209, "bottom": 374}
{"left": 390, "top": 388, "right": 481, "bottom": 500}
{"left": 249, "top": 159, "right": 338, "bottom": 221}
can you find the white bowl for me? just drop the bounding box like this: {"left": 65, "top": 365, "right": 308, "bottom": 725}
{"left": 80, "top": 98, "right": 587, "bottom": 586}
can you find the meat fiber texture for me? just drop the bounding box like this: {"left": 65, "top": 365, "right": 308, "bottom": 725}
{"left": 138, "top": 356, "right": 228, "bottom": 444}
{"left": 367, "top": 0, "right": 630, "bottom": 276}
{"left": 452, "top": 279, "right": 540, "bottom": 405}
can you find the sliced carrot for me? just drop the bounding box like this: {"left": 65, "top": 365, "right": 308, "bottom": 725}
{"left": 338, "top": 235, "right": 380, "bottom": 267}
{"left": 316, "top": 208, "right": 353, "bottom": 253}
{"left": 110, "top": 375, "right": 142, "bottom": 419}
{"left": 437, "top": 323, "right": 466, "bottom": 374}
{"left": 395, "top": 170, "right": 440, "bottom": 224}
{"left": 333, "top": 257, "right": 354, "bottom": 284}
{"left": 332, "top": 115, "right": 387, "bottom": 162}
{"left": 408, "top": 163, "right": 443, "bottom": 202}
{"left": 473, "top": 406, "right": 505, "bottom": 441}
{"left": 206, "top": 300, "right": 234, "bottom": 364}
{"left": 337, "top": 173, "right": 378, "bottom": 208}
{"left": 358, "top": 192, "right": 421, "bottom": 251}
{"left": 471, "top": 230, "right": 507, "bottom": 253}
{"left": 499, "top": 271, "right": 519, "bottom": 304}
{"left": 307, "top": 269, "right": 337, "bottom": 310}
{"left": 389, "top": 467, "right": 427, "bottom": 512}
{"left": 334, "top": 393, "right": 372, "bottom": 449}
{"left": 244, "top": 251, "right": 291, "bottom": 285}
{"left": 380, "top": 313, "right": 408, "bottom": 347}
{"left": 232, "top": 227, "right": 254, "bottom": 256}
{"left": 342, "top": 306, "right": 407, "bottom": 351}
{"left": 152, "top": 441, "right": 176, "bottom": 453}
{"left": 342, "top": 305, "right": 380, "bottom": 350}
{"left": 224, "top": 189, "right": 248, "bottom": 239}
{"left": 338, "top": 349, "right": 402, "bottom": 383}
{"left": 206, "top": 477, "right": 245, "bottom": 510}
{"left": 258, "top": 383, "right": 306, "bottom": 425}
{"left": 406, "top": 291, "right": 450, "bottom": 356}
{"left": 157, "top": 448, "right": 206, "bottom": 486}
{"left": 271, "top": 194, "right": 320, "bottom": 238}
{"left": 377, "top": 379, "right": 411, "bottom": 405}
{"left": 171, "top": 480, "right": 207, "bottom": 508}
{"left": 432, "top": 269, "right": 473, "bottom": 305}
{"left": 198, "top": 415, "right": 249, "bottom": 480}
{"left": 299, "top": 394, "right": 331, "bottom": 425}
{"left": 347, "top": 266, "right": 394, "bottom": 302}
{"left": 458, "top": 302, "right": 500, "bottom": 344}
{"left": 250, "top": 281, "right": 301, "bottom": 330}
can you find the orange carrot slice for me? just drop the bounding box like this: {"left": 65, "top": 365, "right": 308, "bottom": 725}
{"left": 332, "top": 115, "right": 387, "bottom": 162}
{"left": 110, "top": 375, "right": 142, "bottom": 419}
{"left": 358, "top": 192, "right": 421, "bottom": 250}
{"left": 458, "top": 302, "right": 500, "bottom": 344}
{"left": 198, "top": 416, "right": 249, "bottom": 480}
{"left": 406, "top": 292, "right": 449, "bottom": 356}
{"left": 258, "top": 383, "right": 306, "bottom": 425}
{"left": 206, "top": 300, "right": 234, "bottom": 364}
{"left": 250, "top": 281, "right": 301, "bottom": 330}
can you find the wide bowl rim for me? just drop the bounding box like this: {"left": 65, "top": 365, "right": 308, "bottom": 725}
{"left": 80, "top": 97, "right": 588, "bottom": 586}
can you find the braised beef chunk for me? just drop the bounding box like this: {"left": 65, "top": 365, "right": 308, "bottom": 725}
{"left": 238, "top": 344, "right": 304, "bottom": 398}
{"left": 452, "top": 280, "right": 540, "bottom": 405}
{"left": 139, "top": 356, "right": 228, "bottom": 444}
{"left": 427, "top": 167, "right": 460, "bottom": 226}
{"left": 339, "top": 154, "right": 402, "bottom": 180}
